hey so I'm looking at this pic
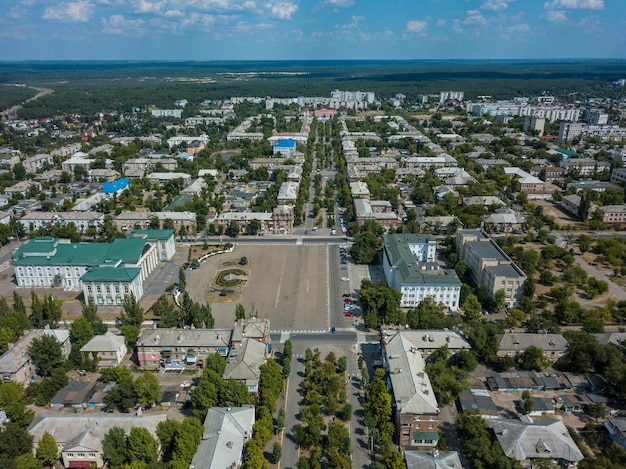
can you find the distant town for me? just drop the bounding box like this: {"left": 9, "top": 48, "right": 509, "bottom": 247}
{"left": 1, "top": 74, "right": 626, "bottom": 469}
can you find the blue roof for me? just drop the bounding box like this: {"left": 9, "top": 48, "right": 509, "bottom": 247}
{"left": 274, "top": 139, "right": 296, "bottom": 148}
{"left": 101, "top": 178, "right": 130, "bottom": 193}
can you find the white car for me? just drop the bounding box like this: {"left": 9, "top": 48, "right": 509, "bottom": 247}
{"left": 341, "top": 277, "right": 349, "bottom": 282}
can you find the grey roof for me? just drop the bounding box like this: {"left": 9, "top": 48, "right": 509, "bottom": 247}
{"left": 593, "top": 332, "right": 626, "bottom": 346}
{"left": 0, "top": 329, "right": 69, "bottom": 374}
{"left": 223, "top": 338, "right": 267, "bottom": 386}
{"left": 28, "top": 413, "right": 168, "bottom": 451}
{"left": 384, "top": 332, "right": 439, "bottom": 415}
{"left": 498, "top": 333, "right": 568, "bottom": 353}
{"left": 191, "top": 406, "right": 255, "bottom": 469}
{"left": 489, "top": 417, "right": 584, "bottom": 463}
{"left": 405, "top": 450, "right": 462, "bottom": 469}
{"left": 382, "top": 329, "right": 471, "bottom": 353}
{"left": 80, "top": 332, "right": 126, "bottom": 353}
{"left": 465, "top": 239, "right": 508, "bottom": 263}
{"left": 137, "top": 328, "right": 232, "bottom": 348}
{"left": 457, "top": 389, "right": 498, "bottom": 416}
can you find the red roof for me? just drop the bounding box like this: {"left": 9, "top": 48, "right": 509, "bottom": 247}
{"left": 68, "top": 461, "right": 93, "bottom": 468}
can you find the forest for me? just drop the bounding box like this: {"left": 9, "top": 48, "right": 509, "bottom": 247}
{"left": 1, "top": 59, "right": 626, "bottom": 118}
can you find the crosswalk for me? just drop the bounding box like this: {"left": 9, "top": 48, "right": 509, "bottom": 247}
{"left": 277, "top": 327, "right": 358, "bottom": 342}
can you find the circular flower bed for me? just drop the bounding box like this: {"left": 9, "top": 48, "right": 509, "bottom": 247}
{"left": 215, "top": 269, "right": 247, "bottom": 287}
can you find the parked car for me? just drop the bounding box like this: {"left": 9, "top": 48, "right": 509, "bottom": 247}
{"left": 341, "top": 277, "right": 349, "bottom": 281}
{"left": 343, "top": 297, "right": 352, "bottom": 302}
{"left": 344, "top": 312, "right": 354, "bottom": 317}
{"left": 341, "top": 266, "right": 348, "bottom": 270}
{"left": 342, "top": 293, "right": 352, "bottom": 297}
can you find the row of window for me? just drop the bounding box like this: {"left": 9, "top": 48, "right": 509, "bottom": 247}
{"left": 86, "top": 284, "right": 129, "bottom": 295}
{"left": 17, "top": 266, "right": 83, "bottom": 277}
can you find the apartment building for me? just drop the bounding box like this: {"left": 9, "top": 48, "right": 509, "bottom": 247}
{"left": 599, "top": 205, "right": 626, "bottom": 225}
{"left": 114, "top": 211, "right": 196, "bottom": 232}
{"left": 354, "top": 199, "right": 402, "bottom": 229}
{"left": 455, "top": 230, "right": 527, "bottom": 308}
{"left": 382, "top": 331, "right": 440, "bottom": 449}
{"left": 211, "top": 205, "right": 295, "bottom": 235}
{"left": 382, "top": 234, "right": 461, "bottom": 310}
{"left": 273, "top": 139, "right": 297, "bottom": 157}
{"left": 151, "top": 109, "right": 183, "bottom": 118}
{"left": 19, "top": 211, "right": 105, "bottom": 232}
{"left": 610, "top": 168, "right": 626, "bottom": 186}
{"left": 23, "top": 153, "right": 53, "bottom": 174}
{"left": 560, "top": 158, "right": 610, "bottom": 177}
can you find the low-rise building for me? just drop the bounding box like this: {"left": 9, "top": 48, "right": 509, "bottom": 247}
{"left": 599, "top": 205, "right": 626, "bottom": 225}
{"left": 354, "top": 199, "right": 401, "bottom": 228}
{"left": 382, "top": 234, "right": 462, "bottom": 309}
{"left": 114, "top": 211, "right": 196, "bottom": 232}
{"left": 382, "top": 329, "right": 470, "bottom": 358}
{"left": 605, "top": 418, "right": 626, "bottom": 449}
{"left": 561, "top": 157, "right": 610, "bottom": 177}
{"left": 611, "top": 168, "right": 626, "bottom": 186}
{"left": 482, "top": 208, "right": 526, "bottom": 233}
{"left": 457, "top": 389, "right": 499, "bottom": 419}
{"left": 23, "top": 153, "right": 53, "bottom": 174}
{"left": 350, "top": 181, "right": 371, "bottom": 199}
{"left": 405, "top": 450, "right": 462, "bottom": 469}
{"left": 560, "top": 194, "right": 599, "bottom": 220}
{"left": 211, "top": 205, "right": 294, "bottom": 235}
{"left": 273, "top": 139, "right": 297, "bottom": 157}
{"left": 80, "top": 332, "right": 128, "bottom": 368}
{"left": 4, "top": 180, "right": 40, "bottom": 198}
{"left": 19, "top": 211, "right": 105, "bottom": 232}
{"left": 0, "top": 329, "right": 70, "bottom": 385}
{"left": 191, "top": 407, "right": 255, "bottom": 469}
{"left": 277, "top": 181, "right": 299, "bottom": 203}
{"left": 146, "top": 172, "right": 192, "bottom": 186}
{"left": 136, "top": 328, "right": 234, "bottom": 369}
{"left": 497, "top": 332, "right": 568, "bottom": 362}
{"left": 456, "top": 230, "right": 527, "bottom": 308}
{"left": 489, "top": 416, "right": 584, "bottom": 467}
{"left": 28, "top": 413, "right": 168, "bottom": 468}
{"left": 223, "top": 338, "right": 268, "bottom": 393}
{"left": 383, "top": 330, "right": 440, "bottom": 449}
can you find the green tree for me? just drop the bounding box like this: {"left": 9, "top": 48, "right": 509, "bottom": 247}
{"left": 14, "top": 453, "right": 42, "bottom": 469}
{"left": 578, "top": 234, "right": 593, "bottom": 254}
{"left": 81, "top": 301, "right": 106, "bottom": 335}
{"left": 172, "top": 417, "right": 203, "bottom": 464}
{"left": 156, "top": 420, "right": 181, "bottom": 460}
{"left": 127, "top": 427, "right": 158, "bottom": 464}
{"left": 462, "top": 294, "right": 482, "bottom": 321}
{"left": 103, "top": 427, "right": 128, "bottom": 467}
{"left": 133, "top": 371, "right": 159, "bottom": 409}
{"left": 120, "top": 293, "right": 144, "bottom": 327}
{"left": 28, "top": 335, "right": 64, "bottom": 377}
{"left": 519, "top": 346, "right": 549, "bottom": 371}
{"left": 69, "top": 316, "right": 94, "bottom": 349}
{"left": 271, "top": 442, "right": 282, "bottom": 464}
{"left": 586, "top": 401, "right": 606, "bottom": 422}
{"left": 36, "top": 432, "right": 58, "bottom": 467}
{"left": 235, "top": 303, "right": 246, "bottom": 320}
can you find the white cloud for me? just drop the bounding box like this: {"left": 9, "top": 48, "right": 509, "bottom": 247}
{"left": 544, "top": 10, "right": 568, "bottom": 21}
{"left": 336, "top": 16, "right": 364, "bottom": 30}
{"left": 325, "top": 0, "right": 354, "bottom": 6}
{"left": 463, "top": 10, "right": 488, "bottom": 26}
{"left": 267, "top": 2, "right": 298, "bottom": 19}
{"left": 436, "top": 18, "right": 446, "bottom": 26}
{"left": 133, "top": 0, "right": 166, "bottom": 14}
{"left": 43, "top": 1, "right": 95, "bottom": 22}
{"left": 406, "top": 19, "right": 427, "bottom": 33}
{"left": 544, "top": 0, "right": 603, "bottom": 9}
{"left": 482, "top": 0, "right": 513, "bottom": 11}
{"left": 101, "top": 14, "right": 146, "bottom": 35}
{"left": 505, "top": 23, "right": 529, "bottom": 32}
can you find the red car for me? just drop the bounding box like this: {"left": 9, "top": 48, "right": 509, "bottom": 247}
{"left": 343, "top": 297, "right": 353, "bottom": 303}
{"left": 344, "top": 312, "right": 354, "bottom": 317}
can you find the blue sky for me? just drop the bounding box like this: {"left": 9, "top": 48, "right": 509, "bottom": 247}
{"left": 0, "top": 0, "right": 624, "bottom": 61}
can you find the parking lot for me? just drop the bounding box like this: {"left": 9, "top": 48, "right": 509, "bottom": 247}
{"left": 186, "top": 244, "right": 332, "bottom": 331}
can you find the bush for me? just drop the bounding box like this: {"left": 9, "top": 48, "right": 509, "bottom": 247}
{"left": 239, "top": 256, "right": 248, "bottom": 265}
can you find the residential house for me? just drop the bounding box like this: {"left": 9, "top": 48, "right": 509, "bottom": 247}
{"left": 146, "top": 172, "right": 192, "bottom": 187}
{"left": 123, "top": 158, "right": 154, "bottom": 177}
{"left": 354, "top": 199, "right": 401, "bottom": 228}
{"left": 187, "top": 140, "right": 206, "bottom": 155}
{"left": 277, "top": 181, "right": 299, "bottom": 203}
{"left": 383, "top": 330, "right": 440, "bottom": 449}
{"left": 19, "top": 211, "right": 105, "bottom": 232}
{"left": 605, "top": 418, "right": 626, "bottom": 449}
{"left": 61, "top": 152, "right": 93, "bottom": 173}
{"left": 560, "top": 194, "right": 598, "bottom": 220}
{"left": 405, "top": 450, "right": 462, "bottom": 469}
{"left": 350, "top": 181, "right": 371, "bottom": 200}
{"left": 0, "top": 328, "right": 70, "bottom": 385}
{"left": 191, "top": 406, "right": 255, "bottom": 469}
{"left": 80, "top": 332, "right": 128, "bottom": 368}
{"left": 136, "top": 328, "right": 234, "bottom": 369}
{"left": 4, "top": 180, "right": 40, "bottom": 198}
{"left": 561, "top": 157, "right": 610, "bottom": 177}
{"left": 23, "top": 153, "right": 53, "bottom": 174}
{"left": 599, "top": 205, "right": 626, "bottom": 225}
{"left": 482, "top": 208, "right": 526, "bottom": 233}
{"left": 610, "top": 168, "right": 626, "bottom": 186}
{"left": 28, "top": 413, "right": 168, "bottom": 468}
{"left": 382, "top": 329, "right": 470, "bottom": 359}
{"left": 497, "top": 333, "right": 568, "bottom": 362}
{"left": 462, "top": 196, "right": 505, "bottom": 208}
{"left": 223, "top": 338, "right": 268, "bottom": 393}
{"left": 114, "top": 211, "right": 196, "bottom": 233}
{"left": 456, "top": 230, "right": 527, "bottom": 308}
{"left": 530, "top": 166, "right": 567, "bottom": 184}
{"left": 457, "top": 389, "right": 499, "bottom": 420}
{"left": 489, "top": 416, "right": 584, "bottom": 467}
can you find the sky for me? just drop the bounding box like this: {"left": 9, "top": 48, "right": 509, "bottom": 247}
{"left": 0, "top": 0, "right": 624, "bottom": 61}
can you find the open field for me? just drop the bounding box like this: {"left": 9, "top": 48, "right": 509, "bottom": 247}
{"left": 186, "top": 244, "right": 331, "bottom": 330}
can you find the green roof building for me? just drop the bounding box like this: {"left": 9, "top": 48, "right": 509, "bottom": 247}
{"left": 13, "top": 230, "right": 172, "bottom": 305}
{"left": 382, "top": 234, "right": 461, "bottom": 311}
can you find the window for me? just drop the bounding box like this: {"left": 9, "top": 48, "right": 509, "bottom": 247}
{"left": 96, "top": 285, "right": 101, "bottom": 294}
{"left": 105, "top": 285, "right": 111, "bottom": 295}
{"left": 87, "top": 285, "right": 92, "bottom": 294}
{"left": 115, "top": 285, "right": 120, "bottom": 294}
